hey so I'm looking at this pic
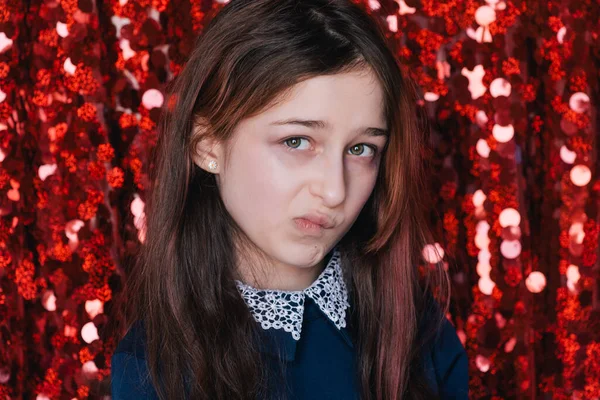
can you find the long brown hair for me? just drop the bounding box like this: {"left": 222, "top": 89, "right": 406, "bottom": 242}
{"left": 115, "top": 0, "right": 450, "bottom": 398}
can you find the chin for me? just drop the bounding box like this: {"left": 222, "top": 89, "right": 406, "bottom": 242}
{"left": 280, "top": 242, "right": 329, "bottom": 266}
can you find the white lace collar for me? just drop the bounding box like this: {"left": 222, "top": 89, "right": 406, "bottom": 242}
{"left": 234, "top": 247, "right": 350, "bottom": 341}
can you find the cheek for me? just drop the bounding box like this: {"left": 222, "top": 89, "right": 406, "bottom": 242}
{"left": 218, "top": 145, "right": 297, "bottom": 231}
{"left": 342, "top": 168, "right": 379, "bottom": 224}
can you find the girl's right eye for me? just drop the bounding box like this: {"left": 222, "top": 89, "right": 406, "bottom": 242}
{"left": 283, "top": 137, "right": 311, "bottom": 151}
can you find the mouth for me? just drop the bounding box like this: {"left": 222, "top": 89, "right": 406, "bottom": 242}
{"left": 293, "top": 212, "right": 336, "bottom": 236}
{"left": 293, "top": 218, "right": 326, "bottom": 235}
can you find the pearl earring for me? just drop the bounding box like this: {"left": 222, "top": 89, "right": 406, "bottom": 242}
{"left": 208, "top": 160, "right": 218, "bottom": 171}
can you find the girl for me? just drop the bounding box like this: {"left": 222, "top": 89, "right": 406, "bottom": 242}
{"left": 110, "top": 0, "right": 469, "bottom": 399}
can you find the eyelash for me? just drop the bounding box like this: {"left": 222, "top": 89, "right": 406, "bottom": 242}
{"left": 281, "top": 137, "right": 379, "bottom": 158}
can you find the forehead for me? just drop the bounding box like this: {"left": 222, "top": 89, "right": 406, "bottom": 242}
{"left": 248, "top": 68, "right": 387, "bottom": 130}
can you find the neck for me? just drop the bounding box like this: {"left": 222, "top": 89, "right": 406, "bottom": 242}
{"left": 237, "top": 256, "right": 327, "bottom": 291}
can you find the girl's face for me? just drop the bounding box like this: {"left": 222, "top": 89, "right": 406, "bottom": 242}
{"left": 196, "top": 68, "right": 388, "bottom": 289}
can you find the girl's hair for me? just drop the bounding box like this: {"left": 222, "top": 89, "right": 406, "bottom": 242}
{"left": 115, "top": 0, "right": 450, "bottom": 398}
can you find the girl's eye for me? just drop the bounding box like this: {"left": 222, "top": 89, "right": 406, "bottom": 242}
{"left": 283, "top": 137, "right": 311, "bottom": 150}
{"left": 282, "top": 137, "right": 378, "bottom": 158}
{"left": 348, "top": 144, "right": 377, "bottom": 157}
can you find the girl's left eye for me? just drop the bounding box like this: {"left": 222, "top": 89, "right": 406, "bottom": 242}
{"left": 282, "top": 137, "right": 378, "bottom": 157}
{"left": 348, "top": 144, "right": 377, "bottom": 157}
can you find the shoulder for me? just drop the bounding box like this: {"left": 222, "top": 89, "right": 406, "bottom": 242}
{"left": 111, "top": 320, "right": 159, "bottom": 399}
{"left": 114, "top": 319, "right": 148, "bottom": 358}
{"left": 419, "top": 308, "right": 469, "bottom": 399}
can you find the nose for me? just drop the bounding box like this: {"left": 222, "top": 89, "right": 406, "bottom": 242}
{"left": 309, "top": 152, "right": 347, "bottom": 208}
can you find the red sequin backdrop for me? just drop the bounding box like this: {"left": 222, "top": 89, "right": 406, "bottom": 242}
{"left": 0, "top": 0, "right": 598, "bottom": 398}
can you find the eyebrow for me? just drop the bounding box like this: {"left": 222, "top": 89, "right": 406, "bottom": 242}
{"left": 270, "top": 118, "right": 389, "bottom": 137}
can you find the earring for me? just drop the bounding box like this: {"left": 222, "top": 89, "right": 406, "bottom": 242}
{"left": 207, "top": 160, "right": 218, "bottom": 171}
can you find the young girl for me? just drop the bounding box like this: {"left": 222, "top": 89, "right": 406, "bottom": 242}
{"left": 110, "top": 0, "right": 468, "bottom": 398}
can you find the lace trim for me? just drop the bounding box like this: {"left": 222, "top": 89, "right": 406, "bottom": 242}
{"left": 234, "top": 248, "right": 349, "bottom": 341}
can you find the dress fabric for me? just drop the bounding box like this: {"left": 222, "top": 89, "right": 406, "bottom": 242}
{"left": 111, "top": 248, "right": 469, "bottom": 399}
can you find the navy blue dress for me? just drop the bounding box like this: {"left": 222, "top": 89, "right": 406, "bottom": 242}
{"left": 110, "top": 296, "right": 469, "bottom": 399}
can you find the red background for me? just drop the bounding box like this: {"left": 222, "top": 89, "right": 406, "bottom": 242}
{"left": 0, "top": 0, "right": 598, "bottom": 398}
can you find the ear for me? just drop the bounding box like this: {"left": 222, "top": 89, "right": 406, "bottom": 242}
{"left": 190, "top": 117, "right": 225, "bottom": 174}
